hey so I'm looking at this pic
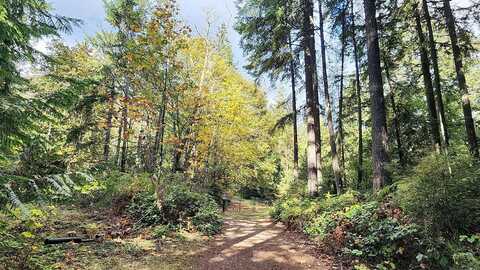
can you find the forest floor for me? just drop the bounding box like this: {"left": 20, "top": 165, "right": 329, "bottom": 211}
{"left": 48, "top": 199, "right": 337, "bottom": 269}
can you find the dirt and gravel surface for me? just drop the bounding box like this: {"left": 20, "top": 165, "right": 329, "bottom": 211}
{"left": 192, "top": 200, "right": 338, "bottom": 270}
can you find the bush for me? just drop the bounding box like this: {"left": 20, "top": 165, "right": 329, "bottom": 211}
{"left": 152, "top": 224, "right": 175, "bottom": 239}
{"left": 127, "top": 192, "right": 163, "bottom": 226}
{"left": 339, "top": 202, "right": 424, "bottom": 269}
{"left": 192, "top": 200, "right": 223, "bottom": 236}
{"left": 87, "top": 171, "right": 153, "bottom": 208}
{"left": 396, "top": 153, "right": 480, "bottom": 235}
{"left": 271, "top": 191, "right": 426, "bottom": 269}
{"left": 271, "top": 191, "right": 362, "bottom": 230}
{"left": 161, "top": 184, "right": 207, "bottom": 223}
{"left": 127, "top": 182, "right": 223, "bottom": 235}
{"left": 451, "top": 234, "right": 480, "bottom": 270}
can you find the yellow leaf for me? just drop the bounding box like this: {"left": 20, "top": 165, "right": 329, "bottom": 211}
{"left": 21, "top": 231, "right": 35, "bottom": 238}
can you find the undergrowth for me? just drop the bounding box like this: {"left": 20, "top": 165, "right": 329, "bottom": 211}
{"left": 272, "top": 152, "right": 480, "bottom": 269}
{"left": 0, "top": 169, "right": 224, "bottom": 269}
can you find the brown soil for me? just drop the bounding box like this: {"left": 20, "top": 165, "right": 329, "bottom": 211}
{"left": 192, "top": 200, "right": 339, "bottom": 270}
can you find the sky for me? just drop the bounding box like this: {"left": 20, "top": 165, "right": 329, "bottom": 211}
{"left": 46, "top": 0, "right": 246, "bottom": 71}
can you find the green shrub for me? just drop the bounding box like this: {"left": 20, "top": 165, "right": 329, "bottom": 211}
{"left": 303, "top": 211, "right": 337, "bottom": 239}
{"left": 451, "top": 234, "right": 480, "bottom": 270}
{"left": 192, "top": 201, "right": 223, "bottom": 236}
{"left": 152, "top": 224, "right": 175, "bottom": 239}
{"left": 87, "top": 171, "right": 153, "bottom": 208}
{"left": 452, "top": 252, "right": 480, "bottom": 270}
{"left": 127, "top": 192, "right": 163, "bottom": 226}
{"left": 127, "top": 182, "right": 223, "bottom": 235}
{"left": 272, "top": 191, "right": 426, "bottom": 269}
{"left": 271, "top": 190, "right": 362, "bottom": 230}
{"left": 396, "top": 153, "right": 480, "bottom": 235}
{"left": 161, "top": 184, "right": 206, "bottom": 223}
{"left": 340, "top": 202, "right": 423, "bottom": 269}
{"left": 271, "top": 196, "right": 316, "bottom": 229}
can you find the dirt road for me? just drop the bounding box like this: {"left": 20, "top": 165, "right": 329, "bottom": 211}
{"left": 192, "top": 201, "right": 337, "bottom": 270}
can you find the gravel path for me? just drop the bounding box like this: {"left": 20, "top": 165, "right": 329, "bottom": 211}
{"left": 192, "top": 201, "right": 338, "bottom": 270}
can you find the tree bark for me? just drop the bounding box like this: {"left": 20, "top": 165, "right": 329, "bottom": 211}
{"left": 363, "top": 0, "right": 389, "bottom": 191}
{"left": 351, "top": 0, "right": 363, "bottom": 188}
{"left": 158, "top": 103, "right": 167, "bottom": 168}
{"left": 137, "top": 128, "right": 145, "bottom": 168}
{"left": 311, "top": 20, "right": 323, "bottom": 191}
{"left": 152, "top": 76, "right": 168, "bottom": 168}
{"left": 103, "top": 85, "right": 115, "bottom": 162}
{"left": 442, "top": 0, "right": 479, "bottom": 157}
{"left": 414, "top": 7, "right": 442, "bottom": 153}
{"left": 172, "top": 93, "right": 182, "bottom": 173}
{"left": 303, "top": 0, "right": 319, "bottom": 196}
{"left": 338, "top": 4, "right": 347, "bottom": 180}
{"left": 289, "top": 34, "right": 299, "bottom": 180}
{"left": 120, "top": 98, "right": 128, "bottom": 172}
{"left": 318, "top": 0, "right": 343, "bottom": 194}
{"left": 115, "top": 122, "right": 122, "bottom": 166}
{"left": 422, "top": 0, "right": 449, "bottom": 146}
{"left": 384, "top": 60, "right": 405, "bottom": 167}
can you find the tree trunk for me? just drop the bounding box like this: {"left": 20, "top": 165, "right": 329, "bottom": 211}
{"left": 115, "top": 123, "right": 122, "bottom": 166}
{"left": 318, "top": 0, "right": 343, "bottom": 194}
{"left": 338, "top": 4, "right": 347, "bottom": 180}
{"left": 314, "top": 84, "right": 324, "bottom": 191}
{"left": 172, "top": 94, "right": 182, "bottom": 173}
{"left": 303, "top": 0, "right": 319, "bottom": 196}
{"left": 311, "top": 20, "right": 323, "bottom": 191}
{"left": 384, "top": 61, "right": 405, "bottom": 167}
{"left": 442, "top": 0, "right": 479, "bottom": 157}
{"left": 137, "top": 128, "right": 145, "bottom": 168}
{"left": 120, "top": 99, "right": 128, "bottom": 172}
{"left": 152, "top": 93, "right": 167, "bottom": 167}
{"left": 351, "top": 0, "right": 363, "bottom": 188}
{"left": 364, "top": 0, "right": 389, "bottom": 191}
{"left": 150, "top": 65, "right": 169, "bottom": 172}
{"left": 414, "top": 7, "right": 442, "bottom": 153}
{"left": 103, "top": 86, "right": 115, "bottom": 162}
{"left": 422, "top": 0, "right": 449, "bottom": 146}
{"left": 158, "top": 103, "right": 167, "bottom": 168}
{"left": 289, "top": 34, "right": 299, "bottom": 180}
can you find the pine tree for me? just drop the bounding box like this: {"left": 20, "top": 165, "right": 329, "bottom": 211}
{"left": 364, "top": 0, "right": 389, "bottom": 190}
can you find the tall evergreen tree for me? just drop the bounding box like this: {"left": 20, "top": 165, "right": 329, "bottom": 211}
{"left": 303, "top": 0, "right": 320, "bottom": 195}
{"left": 364, "top": 0, "right": 389, "bottom": 190}
{"left": 236, "top": 0, "right": 305, "bottom": 180}
{"left": 0, "top": 0, "right": 79, "bottom": 154}
{"left": 414, "top": 5, "right": 442, "bottom": 153}
{"left": 317, "top": 0, "right": 343, "bottom": 194}
{"left": 441, "top": 0, "right": 479, "bottom": 157}
{"left": 422, "top": 0, "right": 449, "bottom": 146}
{"left": 350, "top": 0, "right": 364, "bottom": 186}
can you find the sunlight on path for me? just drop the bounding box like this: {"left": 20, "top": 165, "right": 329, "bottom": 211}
{"left": 193, "top": 200, "right": 337, "bottom": 270}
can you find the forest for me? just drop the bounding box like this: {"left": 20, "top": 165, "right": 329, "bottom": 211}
{"left": 0, "top": 0, "right": 479, "bottom": 269}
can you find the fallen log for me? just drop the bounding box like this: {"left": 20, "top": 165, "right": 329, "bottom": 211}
{"left": 44, "top": 234, "right": 102, "bottom": 245}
